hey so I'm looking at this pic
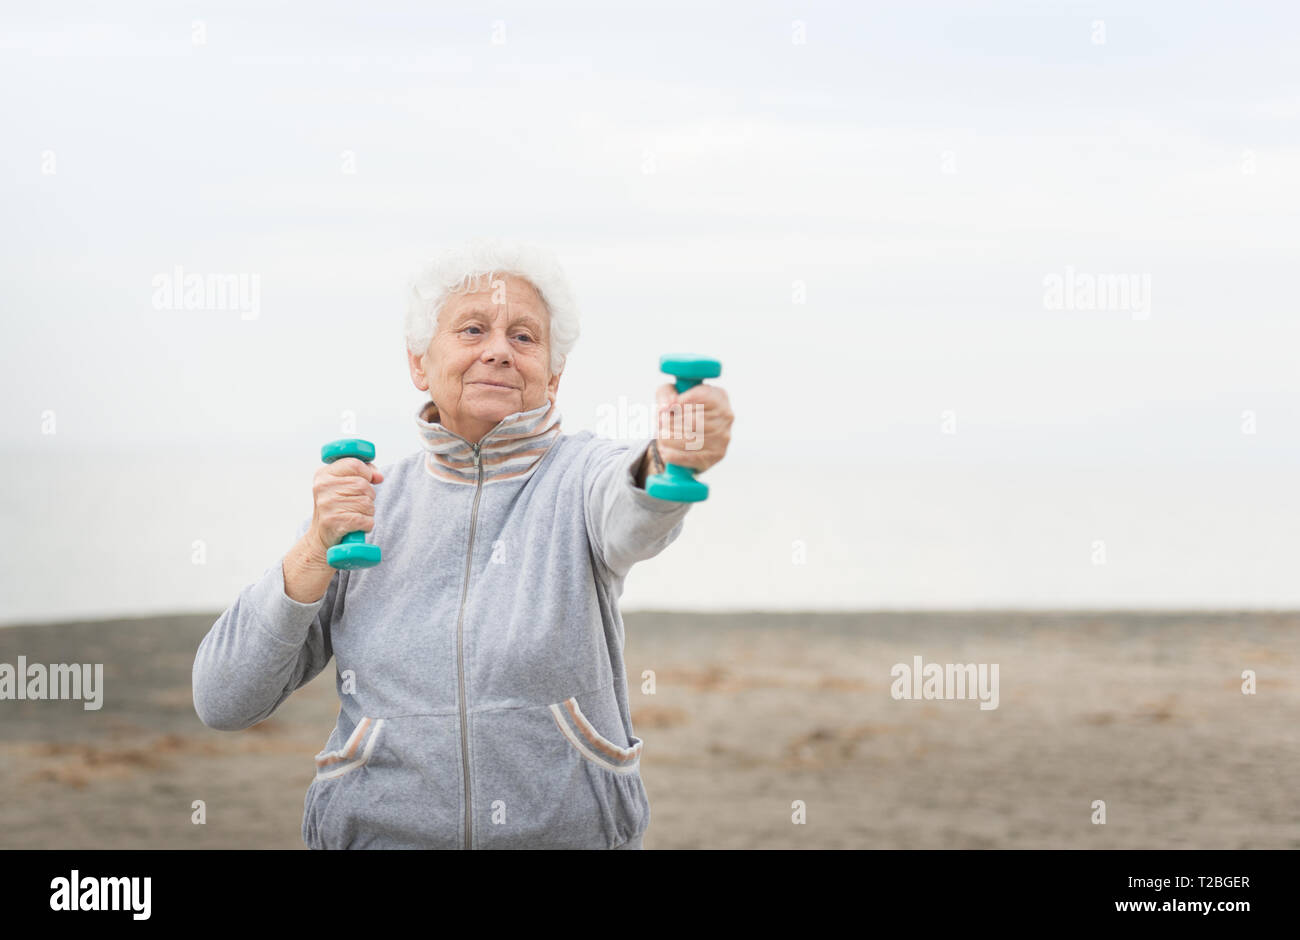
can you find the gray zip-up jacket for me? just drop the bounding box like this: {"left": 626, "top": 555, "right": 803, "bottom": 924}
{"left": 192, "top": 399, "right": 692, "bottom": 849}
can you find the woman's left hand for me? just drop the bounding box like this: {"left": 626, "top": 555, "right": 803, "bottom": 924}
{"left": 654, "top": 382, "right": 733, "bottom": 474}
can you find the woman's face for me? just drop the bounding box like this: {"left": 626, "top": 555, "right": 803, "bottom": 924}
{"left": 409, "top": 274, "right": 561, "bottom": 443}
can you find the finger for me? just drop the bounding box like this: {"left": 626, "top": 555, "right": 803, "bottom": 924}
{"left": 657, "top": 432, "right": 718, "bottom": 462}
{"left": 343, "top": 497, "right": 376, "bottom": 516}
{"left": 654, "top": 383, "right": 678, "bottom": 411}
{"left": 344, "top": 513, "right": 375, "bottom": 533}
{"left": 655, "top": 385, "right": 683, "bottom": 439}
{"left": 678, "top": 394, "right": 723, "bottom": 414}
{"left": 334, "top": 481, "right": 377, "bottom": 501}
{"left": 323, "top": 457, "right": 371, "bottom": 479}
{"left": 675, "top": 382, "right": 726, "bottom": 406}
{"left": 658, "top": 400, "right": 715, "bottom": 443}
{"left": 673, "top": 385, "right": 706, "bottom": 406}
{"left": 324, "top": 490, "right": 375, "bottom": 513}
{"left": 656, "top": 446, "right": 711, "bottom": 472}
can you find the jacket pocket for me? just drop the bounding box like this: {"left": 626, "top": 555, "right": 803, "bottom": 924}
{"left": 303, "top": 713, "right": 464, "bottom": 850}
{"left": 315, "top": 716, "right": 385, "bottom": 780}
{"left": 303, "top": 716, "right": 383, "bottom": 849}
{"left": 549, "top": 696, "right": 643, "bottom": 774}
{"left": 470, "top": 689, "right": 649, "bottom": 849}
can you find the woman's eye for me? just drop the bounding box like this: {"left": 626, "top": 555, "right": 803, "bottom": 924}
{"left": 462, "top": 325, "right": 531, "bottom": 342}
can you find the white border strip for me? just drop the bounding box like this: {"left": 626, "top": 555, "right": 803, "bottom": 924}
{"left": 550, "top": 702, "right": 640, "bottom": 775}
{"left": 315, "top": 718, "right": 385, "bottom": 781}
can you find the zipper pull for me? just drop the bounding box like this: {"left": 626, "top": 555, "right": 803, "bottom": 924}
{"left": 472, "top": 443, "right": 481, "bottom": 467}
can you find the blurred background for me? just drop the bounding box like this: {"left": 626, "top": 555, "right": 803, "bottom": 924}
{"left": 1, "top": 0, "right": 1297, "bottom": 849}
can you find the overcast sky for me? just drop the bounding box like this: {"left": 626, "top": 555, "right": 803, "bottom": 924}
{"left": 1, "top": 0, "right": 1296, "bottom": 471}
{"left": 2, "top": 3, "right": 1299, "bottom": 620}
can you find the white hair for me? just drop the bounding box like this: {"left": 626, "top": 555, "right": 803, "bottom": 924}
{"left": 404, "top": 238, "right": 580, "bottom": 376}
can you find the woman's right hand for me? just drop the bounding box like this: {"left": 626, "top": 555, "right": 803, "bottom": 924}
{"left": 307, "top": 458, "right": 386, "bottom": 559}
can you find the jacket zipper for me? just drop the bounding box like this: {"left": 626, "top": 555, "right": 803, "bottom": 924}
{"left": 454, "top": 440, "right": 484, "bottom": 849}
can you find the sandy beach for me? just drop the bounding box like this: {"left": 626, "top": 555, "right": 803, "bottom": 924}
{"left": 1, "top": 610, "right": 1296, "bottom": 849}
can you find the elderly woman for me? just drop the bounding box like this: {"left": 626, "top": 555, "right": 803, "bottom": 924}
{"left": 192, "top": 240, "right": 733, "bottom": 849}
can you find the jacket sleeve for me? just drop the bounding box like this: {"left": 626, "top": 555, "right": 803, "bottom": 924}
{"left": 192, "top": 517, "right": 338, "bottom": 731}
{"left": 583, "top": 436, "right": 694, "bottom": 581}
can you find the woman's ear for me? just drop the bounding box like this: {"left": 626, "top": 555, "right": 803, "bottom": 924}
{"left": 408, "top": 347, "right": 429, "bottom": 391}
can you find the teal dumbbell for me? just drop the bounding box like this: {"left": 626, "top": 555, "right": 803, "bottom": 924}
{"left": 646, "top": 354, "right": 722, "bottom": 503}
{"left": 319, "top": 439, "right": 382, "bottom": 569}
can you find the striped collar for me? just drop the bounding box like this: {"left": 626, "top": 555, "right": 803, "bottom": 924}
{"left": 415, "top": 397, "right": 562, "bottom": 485}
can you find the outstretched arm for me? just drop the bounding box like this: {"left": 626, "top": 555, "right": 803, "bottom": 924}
{"left": 192, "top": 518, "right": 338, "bottom": 731}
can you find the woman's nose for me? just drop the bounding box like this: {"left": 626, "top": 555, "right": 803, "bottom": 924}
{"left": 481, "top": 329, "right": 511, "bottom": 363}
